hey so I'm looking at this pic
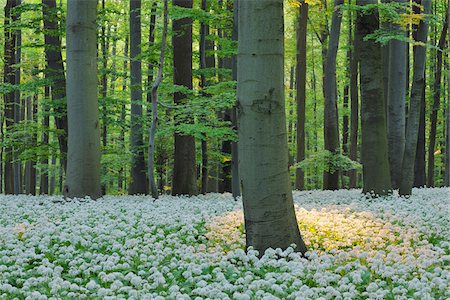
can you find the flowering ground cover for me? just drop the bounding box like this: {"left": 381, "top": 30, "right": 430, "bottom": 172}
{"left": 0, "top": 188, "right": 449, "bottom": 299}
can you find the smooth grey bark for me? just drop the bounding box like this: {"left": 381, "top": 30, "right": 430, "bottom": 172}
{"left": 25, "top": 95, "right": 37, "bottom": 195}
{"left": 172, "top": 0, "right": 198, "bottom": 196}
{"left": 65, "top": 0, "right": 101, "bottom": 199}
{"left": 427, "top": 18, "right": 448, "bottom": 187}
{"left": 399, "top": 0, "right": 431, "bottom": 196}
{"left": 129, "top": 0, "right": 147, "bottom": 195}
{"left": 100, "top": 0, "right": 108, "bottom": 195}
{"left": 148, "top": 0, "right": 168, "bottom": 199}
{"left": 238, "top": 0, "right": 307, "bottom": 255}
{"left": 323, "top": 0, "right": 344, "bottom": 190}
{"left": 387, "top": 0, "right": 407, "bottom": 189}
{"left": 231, "top": 0, "right": 240, "bottom": 199}
{"left": 356, "top": 0, "right": 392, "bottom": 195}
{"left": 295, "top": 0, "right": 308, "bottom": 191}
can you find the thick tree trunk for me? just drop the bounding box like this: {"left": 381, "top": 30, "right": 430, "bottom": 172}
{"left": 399, "top": 0, "right": 431, "bottom": 196}
{"left": 13, "top": 1, "right": 22, "bottom": 195}
{"left": 356, "top": 0, "right": 392, "bottom": 195}
{"left": 129, "top": 0, "right": 147, "bottom": 195}
{"left": 387, "top": 0, "right": 408, "bottom": 189}
{"left": 427, "top": 18, "right": 448, "bottom": 187}
{"left": 295, "top": 0, "right": 308, "bottom": 191}
{"left": 238, "top": 0, "right": 307, "bottom": 255}
{"left": 172, "top": 0, "right": 198, "bottom": 196}
{"left": 323, "top": 0, "right": 344, "bottom": 190}
{"left": 100, "top": 0, "right": 108, "bottom": 195}
{"left": 65, "top": 0, "right": 101, "bottom": 199}
{"left": 42, "top": 0, "right": 68, "bottom": 171}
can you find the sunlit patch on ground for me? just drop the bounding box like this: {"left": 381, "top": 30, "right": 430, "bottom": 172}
{"left": 0, "top": 189, "right": 448, "bottom": 299}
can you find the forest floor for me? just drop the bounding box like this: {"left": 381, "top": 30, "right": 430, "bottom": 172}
{"left": 0, "top": 189, "right": 449, "bottom": 299}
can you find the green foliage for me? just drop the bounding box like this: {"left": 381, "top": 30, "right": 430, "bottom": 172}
{"left": 294, "top": 150, "right": 361, "bottom": 175}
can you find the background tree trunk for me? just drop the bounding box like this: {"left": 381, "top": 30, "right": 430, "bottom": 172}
{"left": 357, "top": 0, "right": 392, "bottom": 195}
{"left": 323, "top": 0, "right": 344, "bottom": 190}
{"left": 238, "top": 0, "right": 307, "bottom": 255}
{"left": 399, "top": 0, "right": 431, "bottom": 196}
{"left": 65, "top": 0, "right": 101, "bottom": 199}
{"left": 42, "top": 0, "right": 68, "bottom": 172}
{"left": 387, "top": 0, "right": 407, "bottom": 189}
{"left": 295, "top": 0, "right": 308, "bottom": 191}
{"left": 427, "top": 18, "right": 448, "bottom": 187}
{"left": 129, "top": 0, "right": 147, "bottom": 195}
{"left": 172, "top": 0, "right": 198, "bottom": 196}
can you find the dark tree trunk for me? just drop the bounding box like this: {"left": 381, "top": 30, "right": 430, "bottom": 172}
{"left": 323, "top": 0, "right": 344, "bottom": 190}
{"left": 118, "top": 36, "right": 128, "bottom": 193}
{"left": 42, "top": 0, "right": 68, "bottom": 171}
{"left": 172, "top": 0, "right": 198, "bottom": 196}
{"left": 399, "top": 0, "right": 431, "bottom": 196}
{"left": 295, "top": 0, "right": 308, "bottom": 191}
{"left": 100, "top": 0, "right": 108, "bottom": 195}
{"left": 129, "top": 0, "right": 147, "bottom": 195}
{"left": 414, "top": 81, "right": 426, "bottom": 188}
{"left": 356, "top": 0, "right": 392, "bottom": 195}
{"left": 427, "top": 18, "right": 448, "bottom": 187}
{"left": 3, "top": 0, "right": 16, "bottom": 194}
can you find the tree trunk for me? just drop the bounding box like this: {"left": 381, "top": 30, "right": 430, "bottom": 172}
{"left": 349, "top": 6, "right": 359, "bottom": 189}
{"left": 414, "top": 82, "right": 426, "bottom": 187}
{"left": 100, "top": 0, "right": 108, "bottom": 195}
{"left": 129, "top": 0, "right": 147, "bottom": 195}
{"left": 323, "top": 0, "right": 344, "bottom": 190}
{"left": 148, "top": 0, "right": 168, "bottom": 199}
{"left": 238, "top": 0, "right": 307, "bottom": 255}
{"left": 399, "top": 0, "right": 431, "bottom": 196}
{"left": 3, "top": 0, "right": 16, "bottom": 194}
{"left": 231, "top": 0, "right": 240, "bottom": 199}
{"left": 40, "top": 85, "right": 50, "bottom": 194}
{"left": 13, "top": 0, "right": 22, "bottom": 195}
{"left": 118, "top": 36, "right": 128, "bottom": 193}
{"left": 42, "top": 0, "right": 68, "bottom": 171}
{"left": 146, "top": 1, "right": 157, "bottom": 113}
{"left": 65, "top": 0, "right": 102, "bottom": 199}
{"left": 295, "top": 0, "right": 308, "bottom": 191}
{"left": 387, "top": 0, "right": 408, "bottom": 189}
{"left": 356, "top": 0, "right": 392, "bottom": 195}
{"left": 172, "top": 0, "right": 198, "bottom": 196}
{"left": 427, "top": 18, "right": 448, "bottom": 187}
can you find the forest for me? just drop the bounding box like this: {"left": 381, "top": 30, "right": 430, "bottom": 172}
{"left": 0, "top": 0, "right": 449, "bottom": 299}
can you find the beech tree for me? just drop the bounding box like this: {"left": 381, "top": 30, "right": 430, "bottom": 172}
{"left": 65, "top": 0, "right": 101, "bottom": 199}
{"left": 356, "top": 0, "right": 392, "bottom": 195}
{"left": 238, "top": 0, "right": 307, "bottom": 254}
{"left": 172, "top": 0, "right": 198, "bottom": 196}
{"left": 399, "top": 0, "right": 431, "bottom": 196}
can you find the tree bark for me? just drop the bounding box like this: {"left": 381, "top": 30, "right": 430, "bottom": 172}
{"left": 399, "top": 0, "right": 431, "bottom": 196}
{"left": 3, "top": 0, "right": 16, "bottom": 194}
{"left": 323, "top": 0, "right": 344, "bottom": 190}
{"left": 387, "top": 0, "right": 408, "bottom": 189}
{"left": 148, "top": 0, "right": 168, "bottom": 199}
{"left": 356, "top": 0, "right": 392, "bottom": 195}
{"left": 129, "top": 0, "right": 147, "bottom": 195}
{"left": 427, "top": 17, "right": 448, "bottom": 187}
{"left": 414, "top": 81, "right": 426, "bottom": 187}
{"left": 65, "top": 0, "right": 102, "bottom": 199}
{"left": 295, "top": 0, "right": 308, "bottom": 191}
{"left": 118, "top": 36, "right": 128, "bottom": 193}
{"left": 40, "top": 85, "right": 50, "bottom": 194}
{"left": 172, "top": 0, "right": 198, "bottom": 196}
{"left": 238, "top": 0, "right": 307, "bottom": 255}
{"left": 231, "top": 0, "right": 240, "bottom": 199}
{"left": 42, "top": 0, "right": 68, "bottom": 171}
